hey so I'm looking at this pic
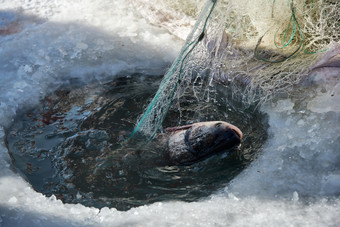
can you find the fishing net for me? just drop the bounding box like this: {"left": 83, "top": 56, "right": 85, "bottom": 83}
{"left": 123, "top": 0, "right": 340, "bottom": 144}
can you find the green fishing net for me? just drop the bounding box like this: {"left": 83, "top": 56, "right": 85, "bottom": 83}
{"left": 124, "top": 0, "right": 340, "bottom": 144}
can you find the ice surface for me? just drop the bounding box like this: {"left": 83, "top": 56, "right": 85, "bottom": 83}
{"left": 307, "top": 83, "right": 340, "bottom": 113}
{"left": 0, "top": 0, "right": 340, "bottom": 226}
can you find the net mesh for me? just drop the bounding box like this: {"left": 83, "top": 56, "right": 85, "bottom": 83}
{"left": 125, "top": 0, "right": 340, "bottom": 143}
{"left": 216, "top": 0, "right": 340, "bottom": 102}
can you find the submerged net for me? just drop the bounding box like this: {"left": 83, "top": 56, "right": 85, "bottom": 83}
{"left": 124, "top": 0, "right": 340, "bottom": 144}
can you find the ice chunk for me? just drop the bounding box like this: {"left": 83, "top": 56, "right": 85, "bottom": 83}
{"left": 8, "top": 196, "right": 18, "bottom": 204}
{"left": 292, "top": 191, "right": 299, "bottom": 202}
{"left": 321, "top": 174, "right": 340, "bottom": 195}
{"left": 272, "top": 99, "right": 294, "bottom": 112}
{"left": 307, "top": 83, "right": 340, "bottom": 113}
{"left": 76, "top": 42, "right": 88, "bottom": 50}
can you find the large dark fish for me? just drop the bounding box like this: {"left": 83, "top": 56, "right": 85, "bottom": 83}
{"left": 165, "top": 121, "right": 242, "bottom": 164}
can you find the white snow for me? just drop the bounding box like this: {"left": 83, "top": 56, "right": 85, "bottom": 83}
{"left": 0, "top": 0, "right": 339, "bottom": 226}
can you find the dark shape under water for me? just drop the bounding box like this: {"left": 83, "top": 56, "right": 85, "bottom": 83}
{"left": 6, "top": 73, "right": 268, "bottom": 210}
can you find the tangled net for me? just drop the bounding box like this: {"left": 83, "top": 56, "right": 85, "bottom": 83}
{"left": 216, "top": 0, "right": 340, "bottom": 102}
{"left": 124, "top": 0, "right": 340, "bottom": 144}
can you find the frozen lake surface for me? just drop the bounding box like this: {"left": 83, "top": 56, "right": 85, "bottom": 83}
{"left": 0, "top": 0, "right": 339, "bottom": 226}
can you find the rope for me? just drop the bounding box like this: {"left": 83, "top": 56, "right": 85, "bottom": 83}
{"left": 118, "top": 0, "right": 217, "bottom": 148}
{"left": 255, "top": 0, "right": 304, "bottom": 63}
{"left": 254, "top": 0, "right": 304, "bottom": 63}
{"left": 256, "top": 0, "right": 340, "bottom": 62}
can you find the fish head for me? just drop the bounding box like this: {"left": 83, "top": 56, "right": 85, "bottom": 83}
{"left": 166, "top": 121, "right": 243, "bottom": 164}
{"left": 186, "top": 121, "right": 242, "bottom": 159}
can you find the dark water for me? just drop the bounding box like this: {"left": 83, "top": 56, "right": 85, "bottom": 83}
{"left": 6, "top": 73, "right": 268, "bottom": 210}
